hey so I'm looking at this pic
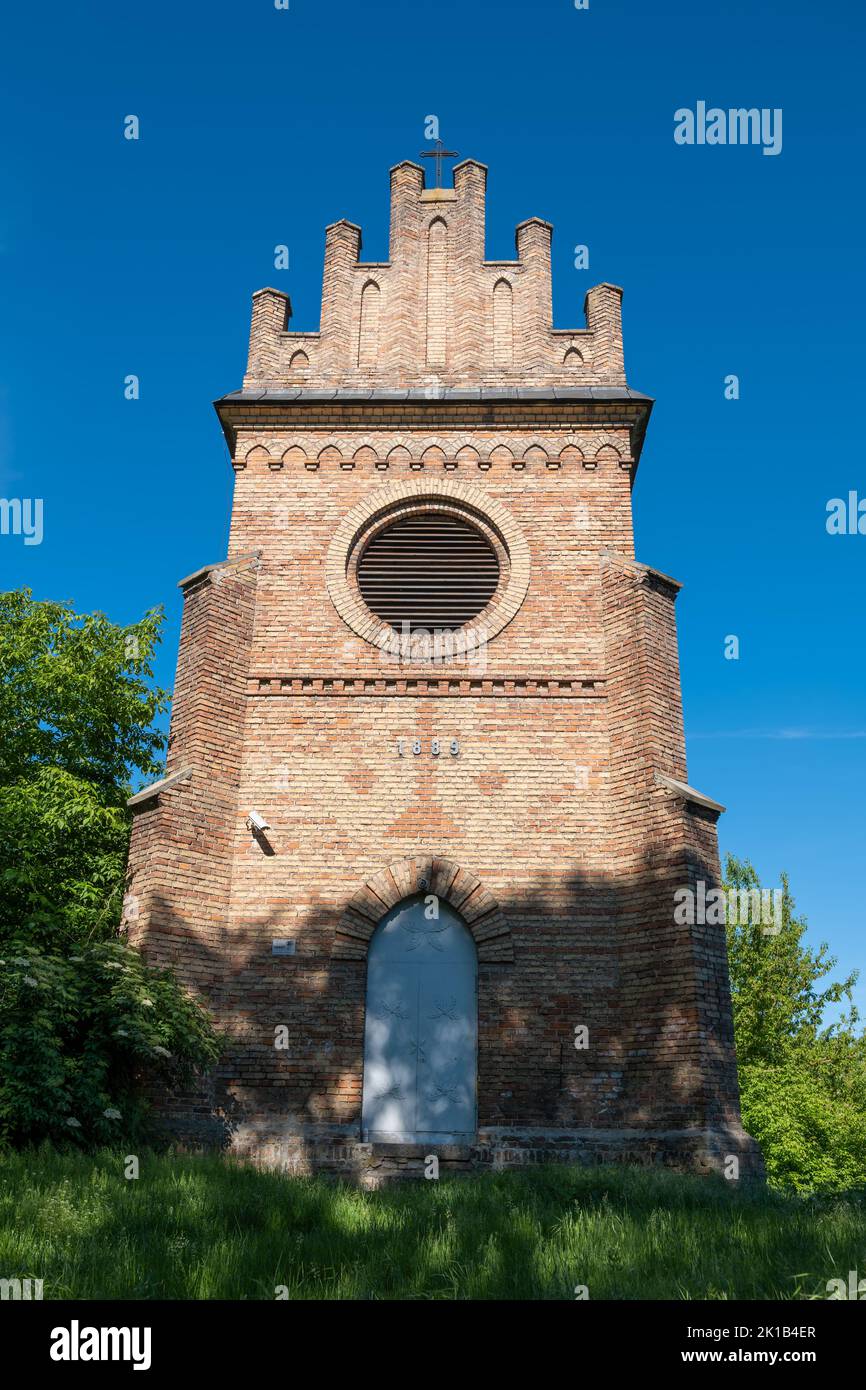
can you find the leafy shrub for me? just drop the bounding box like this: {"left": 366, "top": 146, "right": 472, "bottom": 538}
{"left": 739, "top": 1061, "right": 866, "bottom": 1194}
{"left": 726, "top": 855, "right": 866, "bottom": 1193}
{"left": 0, "top": 939, "right": 220, "bottom": 1148}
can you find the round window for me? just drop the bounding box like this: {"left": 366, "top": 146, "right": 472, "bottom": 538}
{"left": 325, "top": 481, "right": 531, "bottom": 654}
{"left": 356, "top": 512, "right": 500, "bottom": 631}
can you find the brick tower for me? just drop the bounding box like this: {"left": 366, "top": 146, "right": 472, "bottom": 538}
{"left": 127, "top": 157, "right": 761, "bottom": 1180}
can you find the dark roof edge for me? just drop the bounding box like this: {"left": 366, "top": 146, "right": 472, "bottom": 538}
{"left": 215, "top": 386, "right": 654, "bottom": 405}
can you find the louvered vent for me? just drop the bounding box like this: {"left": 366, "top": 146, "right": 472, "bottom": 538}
{"left": 357, "top": 513, "right": 500, "bottom": 630}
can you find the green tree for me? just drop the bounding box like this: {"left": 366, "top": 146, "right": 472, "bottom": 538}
{"left": 0, "top": 589, "right": 167, "bottom": 949}
{"left": 725, "top": 854, "right": 866, "bottom": 1192}
{"left": 0, "top": 589, "right": 219, "bottom": 1148}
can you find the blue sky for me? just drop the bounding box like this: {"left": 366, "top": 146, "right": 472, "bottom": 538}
{"left": 1, "top": 0, "right": 863, "bottom": 1013}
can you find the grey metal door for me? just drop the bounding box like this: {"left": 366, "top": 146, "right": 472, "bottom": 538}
{"left": 361, "top": 894, "right": 477, "bottom": 1143}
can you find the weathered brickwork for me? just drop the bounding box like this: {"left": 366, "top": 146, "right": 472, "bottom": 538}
{"left": 126, "top": 158, "right": 761, "bottom": 1181}
{"left": 243, "top": 160, "right": 626, "bottom": 392}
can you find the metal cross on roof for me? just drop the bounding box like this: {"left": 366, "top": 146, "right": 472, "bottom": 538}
{"left": 420, "top": 138, "right": 459, "bottom": 189}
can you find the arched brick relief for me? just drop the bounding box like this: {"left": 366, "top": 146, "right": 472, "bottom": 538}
{"left": 244, "top": 445, "right": 272, "bottom": 468}
{"left": 289, "top": 349, "right": 310, "bottom": 371}
{"left": 593, "top": 443, "right": 622, "bottom": 467}
{"left": 488, "top": 445, "right": 514, "bottom": 469}
{"left": 386, "top": 445, "right": 412, "bottom": 467}
{"left": 352, "top": 445, "right": 378, "bottom": 468}
{"left": 420, "top": 445, "right": 446, "bottom": 468}
{"left": 281, "top": 445, "right": 307, "bottom": 468}
{"left": 521, "top": 444, "right": 549, "bottom": 469}
{"left": 325, "top": 477, "right": 531, "bottom": 652}
{"left": 455, "top": 445, "right": 481, "bottom": 468}
{"left": 318, "top": 445, "right": 345, "bottom": 468}
{"left": 563, "top": 346, "right": 584, "bottom": 367}
{"left": 493, "top": 278, "right": 514, "bottom": 366}
{"left": 558, "top": 444, "right": 585, "bottom": 468}
{"left": 332, "top": 856, "right": 513, "bottom": 962}
{"left": 426, "top": 217, "right": 448, "bottom": 368}
{"left": 358, "top": 280, "right": 381, "bottom": 367}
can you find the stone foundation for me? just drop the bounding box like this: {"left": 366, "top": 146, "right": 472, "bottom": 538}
{"left": 167, "top": 1122, "right": 764, "bottom": 1187}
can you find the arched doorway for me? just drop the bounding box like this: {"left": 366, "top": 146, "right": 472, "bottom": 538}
{"left": 361, "top": 893, "right": 477, "bottom": 1143}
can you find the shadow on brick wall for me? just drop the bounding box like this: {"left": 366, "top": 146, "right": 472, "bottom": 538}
{"left": 131, "top": 836, "right": 761, "bottom": 1182}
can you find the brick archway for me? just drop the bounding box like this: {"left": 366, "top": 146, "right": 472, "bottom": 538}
{"left": 333, "top": 856, "right": 513, "bottom": 962}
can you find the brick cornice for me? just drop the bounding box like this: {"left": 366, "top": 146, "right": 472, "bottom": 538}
{"left": 600, "top": 549, "right": 682, "bottom": 596}
{"left": 177, "top": 549, "right": 262, "bottom": 590}
{"left": 213, "top": 394, "right": 653, "bottom": 472}
{"left": 656, "top": 773, "right": 725, "bottom": 818}
{"left": 127, "top": 766, "right": 192, "bottom": 809}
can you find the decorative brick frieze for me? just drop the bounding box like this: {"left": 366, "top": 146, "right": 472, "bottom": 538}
{"left": 246, "top": 677, "right": 606, "bottom": 697}
{"left": 229, "top": 429, "right": 631, "bottom": 473}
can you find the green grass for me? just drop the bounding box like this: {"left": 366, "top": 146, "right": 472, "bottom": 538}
{"left": 1, "top": 1148, "right": 864, "bottom": 1299}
